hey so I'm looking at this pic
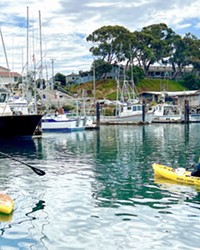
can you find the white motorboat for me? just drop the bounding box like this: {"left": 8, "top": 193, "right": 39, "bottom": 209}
{"left": 98, "top": 79, "right": 153, "bottom": 124}
{"left": 189, "top": 107, "right": 200, "bottom": 122}
{"left": 100, "top": 102, "right": 153, "bottom": 124}
{"left": 152, "top": 103, "right": 183, "bottom": 123}
{"left": 41, "top": 113, "right": 93, "bottom": 132}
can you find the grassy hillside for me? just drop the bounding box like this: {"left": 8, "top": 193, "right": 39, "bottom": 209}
{"left": 137, "top": 78, "right": 187, "bottom": 92}
{"left": 69, "top": 78, "right": 187, "bottom": 100}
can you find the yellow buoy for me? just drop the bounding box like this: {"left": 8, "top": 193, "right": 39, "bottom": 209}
{"left": 0, "top": 193, "right": 14, "bottom": 215}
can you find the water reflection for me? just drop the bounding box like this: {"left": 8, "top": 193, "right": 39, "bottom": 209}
{"left": 34, "top": 125, "right": 200, "bottom": 210}
{"left": 89, "top": 124, "right": 200, "bottom": 210}
{"left": 26, "top": 200, "right": 46, "bottom": 218}
{"left": 1, "top": 124, "right": 200, "bottom": 249}
{"left": 0, "top": 213, "right": 13, "bottom": 223}
{"left": 0, "top": 137, "right": 37, "bottom": 158}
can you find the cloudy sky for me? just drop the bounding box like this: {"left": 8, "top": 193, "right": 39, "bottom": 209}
{"left": 0, "top": 0, "right": 200, "bottom": 78}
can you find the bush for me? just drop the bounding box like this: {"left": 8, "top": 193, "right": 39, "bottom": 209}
{"left": 62, "top": 104, "right": 74, "bottom": 111}
{"left": 181, "top": 73, "right": 200, "bottom": 90}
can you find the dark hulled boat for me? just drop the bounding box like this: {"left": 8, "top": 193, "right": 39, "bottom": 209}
{"left": 0, "top": 114, "right": 42, "bottom": 137}
{"left": 0, "top": 87, "right": 42, "bottom": 138}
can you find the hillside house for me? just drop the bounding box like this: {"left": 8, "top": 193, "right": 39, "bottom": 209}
{"left": 65, "top": 72, "right": 81, "bottom": 85}
{"left": 147, "top": 66, "right": 193, "bottom": 79}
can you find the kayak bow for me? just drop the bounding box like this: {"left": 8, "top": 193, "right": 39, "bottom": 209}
{"left": 152, "top": 163, "right": 200, "bottom": 186}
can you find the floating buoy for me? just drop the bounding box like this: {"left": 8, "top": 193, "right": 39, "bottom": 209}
{"left": 0, "top": 193, "right": 14, "bottom": 215}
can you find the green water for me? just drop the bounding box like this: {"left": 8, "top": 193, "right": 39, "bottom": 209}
{"left": 0, "top": 124, "right": 200, "bottom": 249}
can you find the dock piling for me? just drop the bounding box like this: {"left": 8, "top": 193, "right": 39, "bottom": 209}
{"left": 184, "top": 100, "right": 190, "bottom": 123}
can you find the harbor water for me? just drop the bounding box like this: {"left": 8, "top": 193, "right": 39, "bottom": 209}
{"left": 0, "top": 123, "right": 200, "bottom": 249}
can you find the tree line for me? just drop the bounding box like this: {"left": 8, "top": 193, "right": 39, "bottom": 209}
{"left": 85, "top": 23, "right": 200, "bottom": 88}
{"left": 53, "top": 23, "right": 200, "bottom": 89}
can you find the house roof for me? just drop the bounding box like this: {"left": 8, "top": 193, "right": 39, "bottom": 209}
{"left": 0, "top": 71, "right": 21, "bottom": 77}
{"left": 0, "top": 66, "right": 21, "bottom": 78}
{"left": 0, "top": 66, "right": 9, "bottom": 71}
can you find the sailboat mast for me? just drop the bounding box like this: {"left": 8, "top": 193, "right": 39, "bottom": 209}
{"left": 32, "top": 16, "right": 37, "bottom": 113}
{"left": 93, "top": 61, "right": 96, "bottom": 106}
{"left": 0, "top": 27, "right": 9, "bottom": 70}
{"left": 26, "top": 6, "right": 29, "bottom": 77}
{"left": 0, "top": 27, "right": 11, "bottom": 84}
{"left": 39, "top": 10, "right": 43, "bottom": 89}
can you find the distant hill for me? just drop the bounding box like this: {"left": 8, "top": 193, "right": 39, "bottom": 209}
{"left": 68, "top": 78, "right": 188, "bottom": 100}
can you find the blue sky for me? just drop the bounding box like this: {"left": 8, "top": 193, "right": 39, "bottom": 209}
{"left": 0, "top": 0, "right": 200, "bottom": 78}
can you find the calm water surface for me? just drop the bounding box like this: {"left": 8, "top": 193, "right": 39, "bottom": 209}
{"left": 0, "top": 124, "right": 200, "bottom": 249}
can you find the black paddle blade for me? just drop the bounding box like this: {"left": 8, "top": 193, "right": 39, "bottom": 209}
{"left": 0, "top": 151, "right": 46, "bottom": 176}
{"left": 30, "top": 166, "right": 46, "bottom": 176}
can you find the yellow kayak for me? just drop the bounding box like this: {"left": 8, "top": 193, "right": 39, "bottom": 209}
{"left": 152, "top": 163, "right": 200, "bottom": 186}
{"left": 0, "top": 193, "right": 14, "bottom": 215}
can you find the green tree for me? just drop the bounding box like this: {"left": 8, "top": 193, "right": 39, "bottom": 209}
{"left": 126, "top": 65, "right": 145, "bottom": 84}
{"left": 86, "top": 25, "right": 132, "bottom": 64}
{"left": 87, "top": 23, "right": 200, "bottom": 82}
{"left": 166, "top": 34, "right": 187, "bottom": 78}
{"left": 91, "top": 59, "right": 112, "bottom": 79}
{"left": 54, "top": 73, "right": 66, "bottom": 86}
{"left": 133, "top": 23, "right": 176, "bottom": 76}
{"left": 181, "top": 73, "right": 200, "bottom": 89}
{"left": 183, "top": 33, "right": 200, "bottom": 76}
{"left": 79, "top": 70, "right": 92, "bottom": 77}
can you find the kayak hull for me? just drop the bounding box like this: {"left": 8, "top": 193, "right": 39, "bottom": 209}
{"left": 0, "top": 193, "right": 14, "bottom": 214}
{"left": 152, "top": 163, "right": 200, "bottom": 186}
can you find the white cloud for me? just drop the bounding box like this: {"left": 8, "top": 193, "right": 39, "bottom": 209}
{"left": 0, "top": 0, "right": 199, "bottom": 77}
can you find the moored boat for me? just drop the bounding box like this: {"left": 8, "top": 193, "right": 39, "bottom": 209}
{"left": 98, "top": 79, "right": 153, "bottom": 124}
{"left": 42, "top": 113, "right": 93, "bottom": 132}
{"left": 0, "top": 88, "right": 42, "bottom": 137}
{"left": 0, "top": 22, "right": 42, "bottom": 138}
{"left": 152, "top": 163, "right": 200, "bottom": 186}
{"left": 152, "top": 103, "right": 183, "bottom": 123}
{"left": 0, "top": 114, "right": 42, "bottom": 137}
{"left": 189, "top": 107, "right": 200, "bottom": 123}
{"left": 100, "top": 102, "right": 153, "bottom": 124}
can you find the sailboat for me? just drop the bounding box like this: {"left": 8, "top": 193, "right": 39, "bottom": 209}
{"left": 0, "top": 9, "right": 42, "bottom": 138}
{"left": 0, "top": 86, "right": 42, "bottom": 137}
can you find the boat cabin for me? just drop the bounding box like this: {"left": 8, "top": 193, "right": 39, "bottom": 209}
{"left": 119, "top": 103, "right": 143, "bottom": 117}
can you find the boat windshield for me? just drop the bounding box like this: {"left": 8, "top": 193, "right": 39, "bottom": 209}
{"left": 133, "top": 105, "right": 142, "bottom": 111}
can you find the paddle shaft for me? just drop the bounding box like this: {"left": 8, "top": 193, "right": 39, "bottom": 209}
{"left": 0, "top": 151, "right": 45, "bottom": 176}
